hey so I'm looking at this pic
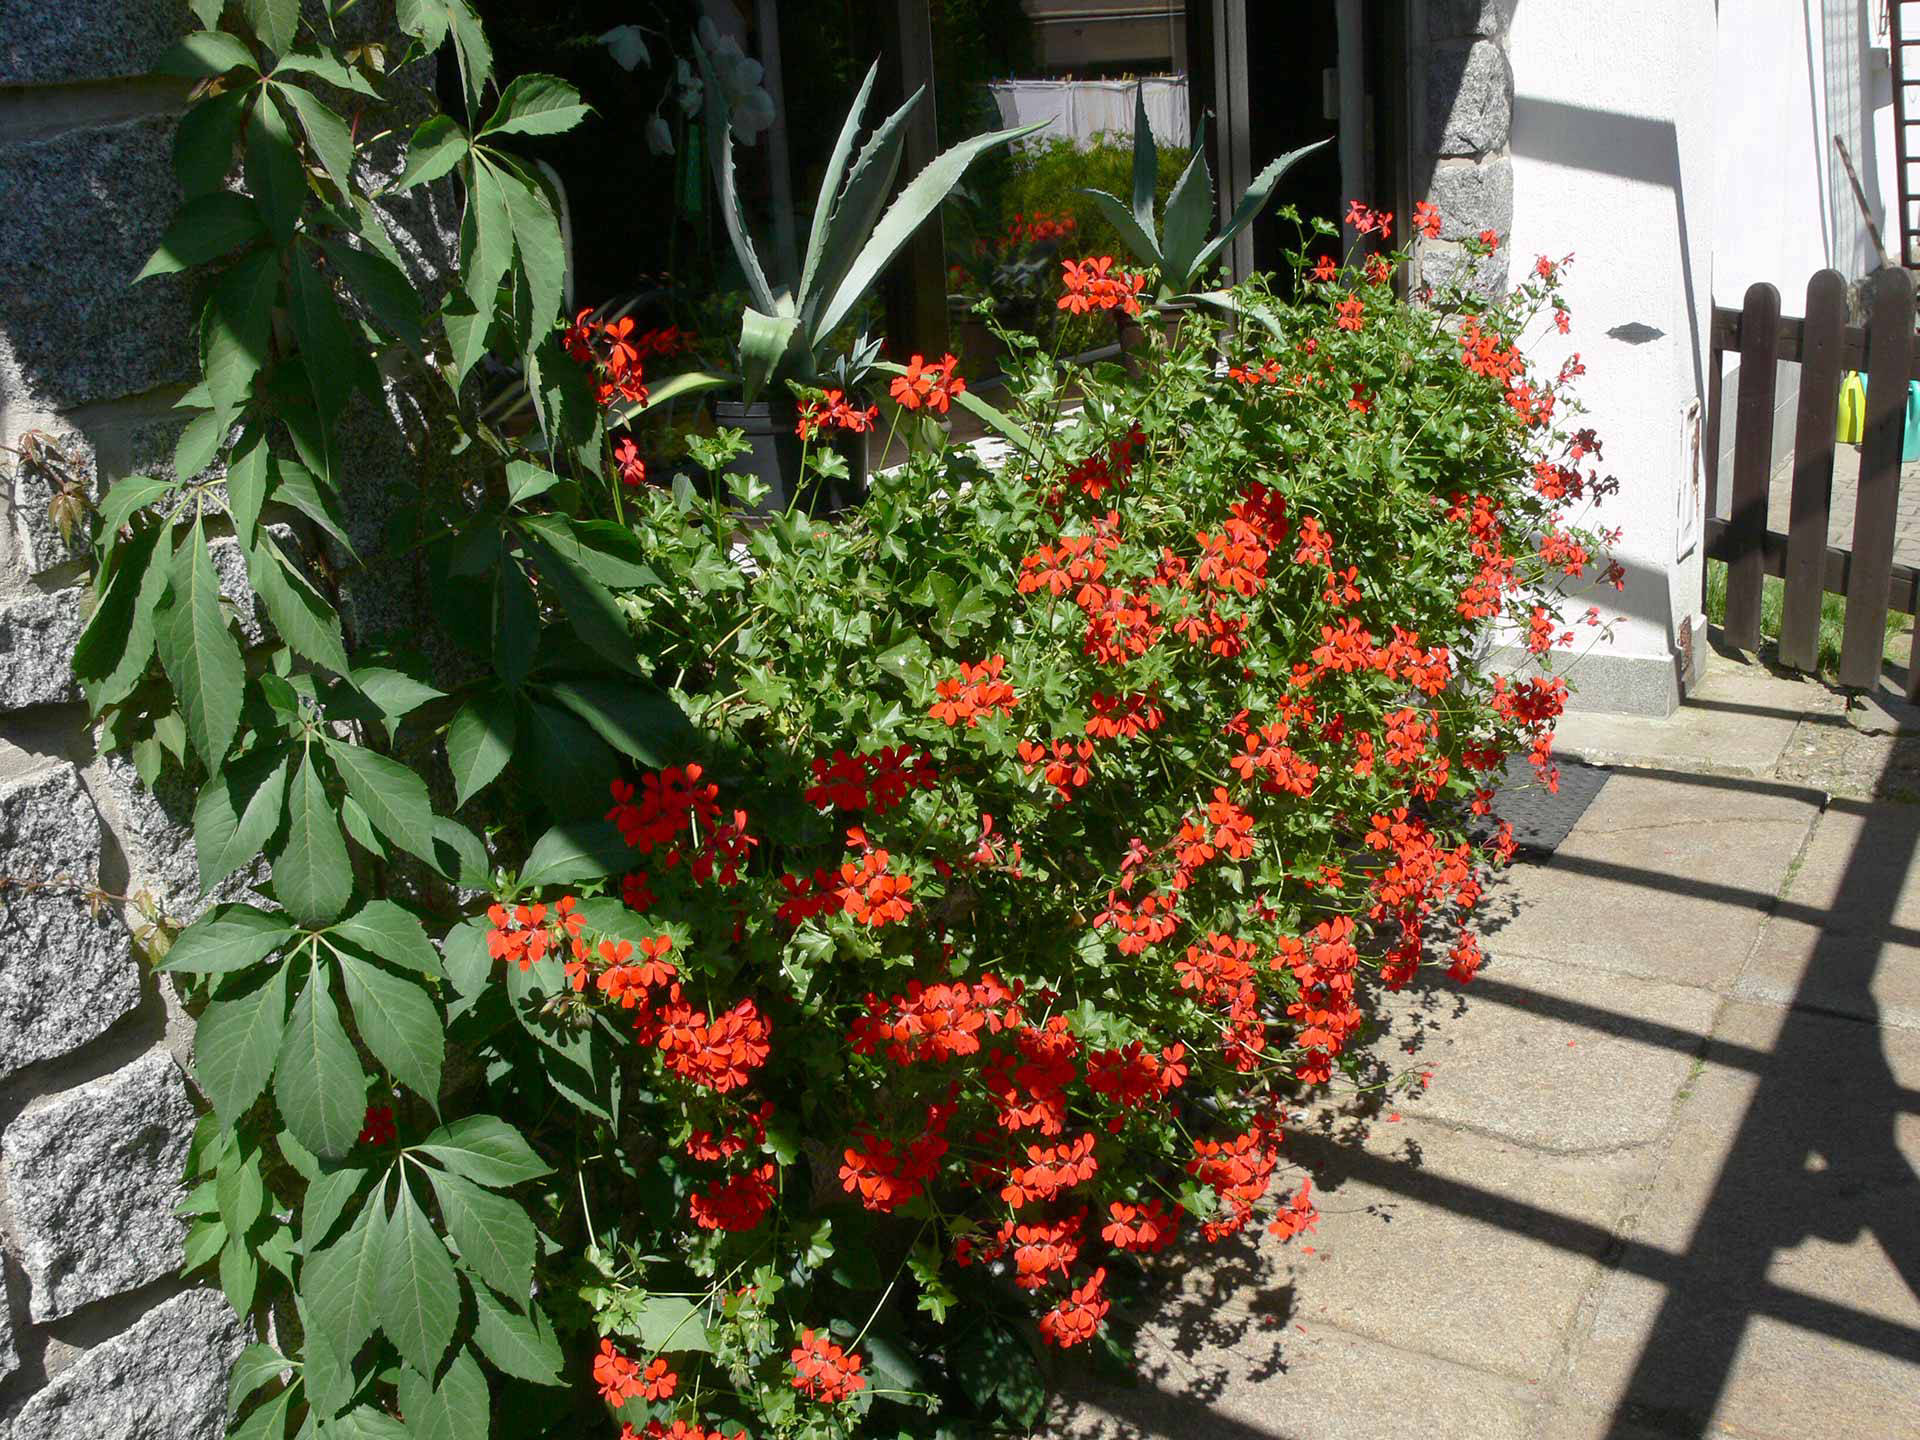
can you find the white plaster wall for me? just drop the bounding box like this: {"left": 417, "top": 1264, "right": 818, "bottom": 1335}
{"left": 1507, "top": 0, "right": 1718, "bottom": 712}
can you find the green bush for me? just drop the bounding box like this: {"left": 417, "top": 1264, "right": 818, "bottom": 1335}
{"left": 1000, "top": 136, "right": 1189, "bottom": 261}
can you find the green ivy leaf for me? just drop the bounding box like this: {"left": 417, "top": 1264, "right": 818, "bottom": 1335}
{"left": 274, "top": 49, "right": 382, "bottom": 97}
{"left": 414, "top": 1115, "right": 550, "bottom": 1189}
{"left": 241, "top": 0, "right": 301, "bottom": 55}
{"left": 302, "top": 1164, "right": 370, "bottom": 1251}
{"left": 273, "top": 748, "right": 355, "bottom": 925}
{"left": 422, "top": 1168, "right": 533, "bottom": 1300}
{"left": 490, "top": 157, "right": 566, "bottom": 345}
{"left": 137, "top": 192, "right": 266, "bottom": 280}
{"left": 174, "top": 90, "right": 249, "bottom": 196}
{"left": 230, "top": 1387, "right": 291, "bottom": 1440}
{"left": 394, "top": 1348, "right": 489, "bottom": 1440}
{"left": 331, "top": 899, "right": 440, "bottom": 975}
{"left": 225, "top": 431, "right": 269, "bottom": 545}
{"left": 453, "top": 159, "right": 514, "bottom": 382}
{"left": 468, "top": 1284, "right": 562, "bottom": 1385}
{"left": 288, "top": 240, "right": 374, "bottom": 423}
{"left": 266, "top": 455, "right": 358, "bottom": 560}
{"left": 204, "top": 246, "right": 281, "bottom": 415}
{"left": 441, "top": 916, "right": 494, "bottom": 998}
{"left": 323, "top": 738, "right": 437, "bottom": 860}
{"left": 73, "top": 515, "right": 167, "bottom": 709}
{"left": 446, "top": 690, "right": 516, "bottom": 806}
{"left": 219, "top": 1230, "right": 260, "bottom": 1315}
{"left": 335, "top": 950, "right": 444, "bottom": 1104}
{"left": 317, "top": 237, "right": 425, "bottom": 352}
{"left": 275, "top": 956, "right": 366, "bottom": 1158}
{"left": 515, "top": 527, "right": 639, "bottom": 674}
{"left": 156, "top": 519, "right": 245, "bottom": 771}
{"left": 518, "top": 817, "right": 630, "bottom": 888}
{"left": 378, "top": 1179, "right": 460, "bottom": 1375}
{"left": 194, "top": 961, "right": 292, "bottom": 1123}
{"left": 479, "top": 74, "right": 591, "bottom": 138}
{"left": 227, "top": 1342, "right": 291, "bottom": 1415}
{"left": 540, "top": 679, "right": 697, "bottom": 768}
{"left": 491, "top": 560, "right": 539, "bottom": 687}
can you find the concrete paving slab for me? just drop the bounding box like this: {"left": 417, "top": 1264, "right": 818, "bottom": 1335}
{"left": 1378, "top": 953, "right": 1722, "bottom": 1152}
{"left": 1483, "top": 773, "right": 1820, "bottom": 991}
{"left": 1554, "top": 657, "right": 1842, "bottom": 778}
{"left": 1730, "top": 803, "right": 1920, "bottom": 1029}
{"left": 1564, "top": 1001, "right": 1920, "bottom": 1439}
{"left": 1051, "top": 1321, "right": 1546, "bottom": 1440}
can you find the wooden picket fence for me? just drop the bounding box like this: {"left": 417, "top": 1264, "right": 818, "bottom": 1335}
{"left": 1706, "top": 266, "right": 1920, "bottom": 697}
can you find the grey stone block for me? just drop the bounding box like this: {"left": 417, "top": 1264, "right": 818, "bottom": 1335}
{"left": 0, "top": 1290, "right": 16, "bottom": 1388}
{"left": 1428, "top": 0, "right": 1512, "bottom": 40}
{"left": 1420, "top": 240, "right": 1508, "bottom": 303}
{"left": 0, "top": 1, "right": 192, "bottom": 86}
{"left": 1426, "top": 156, "right": 1513, "bottom": 241}
{"left": 97, "top": 750, "right": 263, "bottom": 924}
{"left": 0, "top": 588, "right": 85, "bottom": 711}
{"left": 1426, "top": 39, "right": 1512, "bottom": 157}
{"left": 0, "top": 115, "right": 196, "bottom": 414}
{"left": 5, "top": 1052, "right": 197, "bottom": 1321}
{"left": 4, "top": 1287, "right": 242, "bottom": 1440}
{"left": 0, "top": 756, "right": 139, "bottom": 1106}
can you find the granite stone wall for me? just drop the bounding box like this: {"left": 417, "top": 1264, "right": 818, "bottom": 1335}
{"left": 1413, "top": 0, "right": 1515, "bottom": 300}
{"left": 0, "top": 6, "right": 453, "bottom": 1434}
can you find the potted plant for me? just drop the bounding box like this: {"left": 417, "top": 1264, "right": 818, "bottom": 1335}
{"left": 695, "top": 45, "right": 1037, "bottom": 504}
{"left": 1082, "top": 85, "right": 1329, "bottom": 354}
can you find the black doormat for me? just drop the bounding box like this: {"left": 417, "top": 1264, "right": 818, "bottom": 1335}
{"left": 1475, "top": 754, "right": 1611, "bottom": 859}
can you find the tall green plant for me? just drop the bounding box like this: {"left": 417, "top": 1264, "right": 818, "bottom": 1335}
{"left": 1081, "top": 85, "right": 1329, "bottom": 299}
{"left": 697, "top": 47, "right": 1039, "bottom": 402}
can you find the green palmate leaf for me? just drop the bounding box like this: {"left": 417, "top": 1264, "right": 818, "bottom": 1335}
{"left": 491, "top": 158, "right": 566, "bottom": 345}
{"left": 204, "top": 246, "right": 281, "bottom": 415}
{"left": 468, "top": 1284, "right": 562, "bottom": 1384}
{"left": 335, "top": 951, "right": 443, "bottom": 1103}
{"left": 228, "top": 1342, "right": 291, "bottom": 1415}
{"left": 431, "top": 816, "right": 490, "bottom": 889}
{"left": 1157, "top": 137, "right": 1216, "bottom": 290}
{"left": 515, "top": 514, "right": 658, "bottom": 588}
{"left": 397, "top": 0, "right": 492, "bottom": 112}
{"left": 95, "top": 472, "right": 178, "bottom": 553}
{"left": 277, "top": 82, "right": 356, "bottom": 196}
{"left": 422, "top": 1168, "right": 533, "bottom": 1299}
{"left": 246, "top": 85, "right": 307, "bottom": 243}
{"left": 219, "top": 1230, "right": 259, "bottom": 1314}
{"left": 323, "top": 738, "right": 438, "bottom": 859}
{"left": 137, "top": 192, "right": 266, "bottom": 280}
{"left": 289, "top": 243, "right": 374, "bottom": 424}
{"left": 174, "top": 90, "right": 249, "bottom": 197}
{"left": 156, "top": 520, "right": 245, "bottom": 770}
{"left": 302, "top": 1165, "right": 370, "bottom": 1251}
{"left": 379, "top": 1179, "right": 460, "bottom": 1375}
{"left": 302, "top": 1178, "right": 390, "bottom": 1362}
{"left": 414, "top": 1115, "right": 550, "bottom": 1189}
{"left": 73, "top": 515, "right": 166, "bottom": 708}
{"left": 267, "top": 455, "right": 357, "bottom": 559}
{"left": 194, "top": 747, "right": 290, "bottom": 895}
{"left": 157, "top": 30, "right": 260, "bottom": 78}
{"left": 441, "top": 916, "right": 493, "bottom": 998}
{"left": 479, "top": 73, "right": 590, "bottom": 137}
{"left": 540, "top": 678, "right": 697, "bottom": 767}
{"left": 273, "top": 748, "right": 355, "bottom": 925}
{"left": 241, "top": 0, "right": 300, "bottom": 55}
{"left": 230, "top": 1387, "right": 291, "bottom": 1440}
{"left": 447, "top": 690, "right": 515, "bottom": 806}
{"left": 395, "top": 1347, "right": 489, "bottom": 1440}
{"left": 515, "top": 528, "right": 639, "bottom": 674}
{"left": 247, "top": 533, "right": 351, "bottom": 675}
{"left": 634, "top": 1295, "right": 713, "bottom": 1355}
{"left": 325, "top": 1408, "right": 411, "bottom": 1440}
{"left": 300, "top": 1305, "right": 358, "bottom": 1421}
{"left": 504, "top": 460, "right": 557, "bottom": 507}
{"left": 350, "top": 667, "right": 443, "bottom": 738}
{"left": 331, "top": 899, "right": 440, "bottom": 975}
{"left": 160, "top": 903, "right": 296, "bottom": 974}
{"left": 225, "top": 431, "right": 269, "bottom": 545}
{"left": 172, "top": 409, "right": 227, "bottom": 480}
{"left": 317, "top": 237, "right": 425, "bottom": 352}
{"left": 812, "top": 118, "right": 1044, "bottom": 342}
{"left": 275, "top": 956, "right": 366, "bottom": 1158}
{"left": 397, "top": 114, "right": 469, "bottom": 192}
{"left": 274, "top": 49, "right": 382, "bottom": 97}
{"left": 451, "top": 160, "right": 514, "bottom": 384}
{"left": 194, "top": 961, "right": 292, "bottom": 1124}
{"left": 518, "top": 817, "right": 629, "bottom": 888}
{"left": 491, "top": 558, "right": 538, "bottom": 686}
{"left": 184, "top": 1216, "right": 227, "bottom": 1271}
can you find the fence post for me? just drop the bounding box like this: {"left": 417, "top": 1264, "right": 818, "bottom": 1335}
{"left": 1839, "top": 266, "right": 1914, "bottom": 689}
{"left": 1724, "top": 282, "right": 1781, "bottom": 652}
{"left": 1778, "top": 269, "right": 1847, "bottom": 672}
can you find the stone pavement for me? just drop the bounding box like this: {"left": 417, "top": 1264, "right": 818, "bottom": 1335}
{"left": 1763, "top": 445, "right": 1920, "bottom": 570}
{"left": 1051, "top": 651, "right": 1920, "bottom": 1440}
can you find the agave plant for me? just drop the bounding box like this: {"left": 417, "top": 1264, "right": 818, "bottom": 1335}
{"left": 697, "top": 45, "right": 1039, "bottom": 405}
{"left": 1083, "top": 86, "right": 1329, "bottom": 301}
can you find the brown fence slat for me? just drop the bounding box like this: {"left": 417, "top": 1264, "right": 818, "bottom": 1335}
{"left": 1778, "top": 270, "right": 1848, "bottom": 671}
{"left": 1704, "top": 517, "right": 1920, "bottom": 615}
{"left": 1711, "top": 303, "right": 1920, "bottom": 384}
{"left": 1724, "top": 282, "right": 1782, "bottom": 651}
{"left": 1840, "top": 266, "right": 1914, "bottom": 688}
